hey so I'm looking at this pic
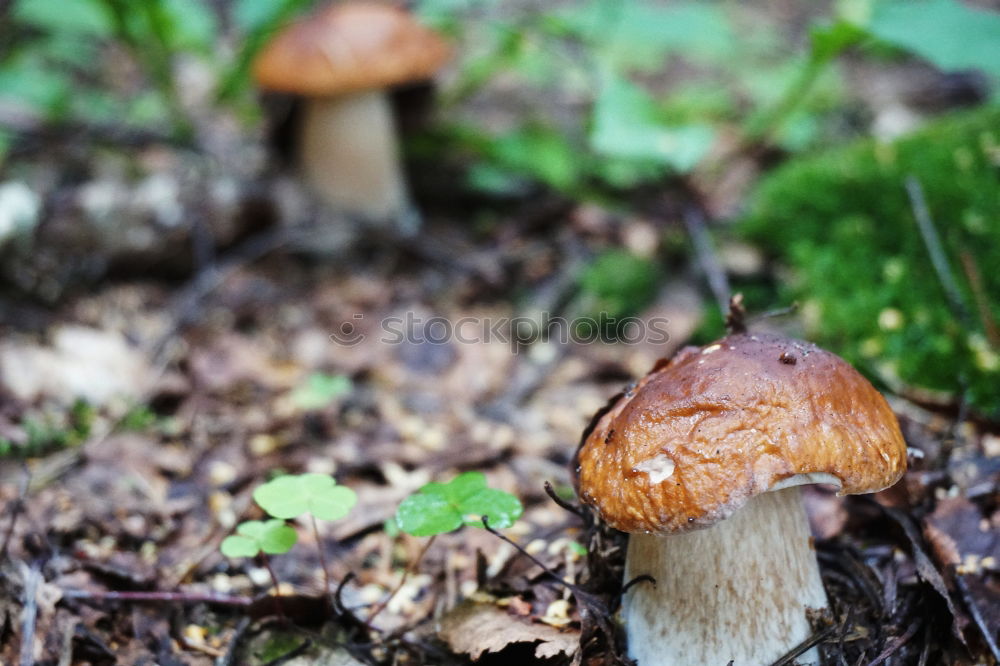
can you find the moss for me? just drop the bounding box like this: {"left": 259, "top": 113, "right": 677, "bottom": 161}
{"left": 739, "top": 105, "right": 1000, "bottom": 419}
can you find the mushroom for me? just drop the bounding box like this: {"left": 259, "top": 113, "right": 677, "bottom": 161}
{"left": 575, "top": 332, "right": 907, "bottom": 665}
{"left": 253, "top": 2, "right": 450, "bottom": 231}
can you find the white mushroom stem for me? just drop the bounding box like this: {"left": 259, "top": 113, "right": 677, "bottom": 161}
{"left": 623, "top": 486, "right": 828, "bottom": 666}
{"left": 299, "top": 89, "right": 415, "bottom": 230}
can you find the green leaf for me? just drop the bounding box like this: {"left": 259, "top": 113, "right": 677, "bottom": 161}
{"left": 221, "top": 519, "right": 297, "bottom": 558}
{"left": 809, "top": 20, "right": 866, "bottom": 61}
{"left": 577, "top": 249, "right": 661, "bottom": 322}
{"left": 14, "top": 0, "right": 113, "bottom": 37}
{"left": 220, "top": 534, "right": 260, "bottom": 558}
{"left": 459, "top": 488, "right": 523, "bottom": 529}
{"left": 290, "top": 373, "right": 352, "bottom": 411}
{"left": 443, "top": 471, "right": 489, "bottom": 502}
{"left": 415, "top": 0, "right": 499, "bottom": 31}
{"left": 590, "top": 73, "right": 714, "bottom": 172}
{"left": 256, "top": 520, "right": 298, "bottom": 554}
{"left": 863, "top": 0, "right": 1000, "bottom": 78}
{"left": 253, "top": 473, "right": 357, "bottom": 521}
{"left": 483, "top": 126, "right": 581, "bottom": 192}
{"left": 396, "top": 492, "right": 463, "bottom": 536}
{"left": 552, "top": 1, "right": 733, "bottom": 71}
{"left": 161, "top": 0, "right": 218, "bottom": 53}
{"left": 394, "top": 472, "right": 523, "bottom": 536}
{"left": 0, "top": 55, "right": 72, "bottom": 114}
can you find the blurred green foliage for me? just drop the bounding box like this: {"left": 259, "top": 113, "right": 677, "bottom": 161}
{"left": 0, "top": 399, "right": 93, "bottom": 459}
{"left": 739, "top": 106, "right": 1000, "bottom": 417}
{"left": 3, "top": 0, "right": 996, "bottom": 173}
{"left": 429, "top": 0, "right": 845, "bottom": 195}
{"left": 574, "top": 249, "right": 661, "bottom": 326}
{"left": 0, "top": 0, "right": 313, "bottom": 142}
{"left": 856, "top": 0, "right": 1000, "bottom": 79}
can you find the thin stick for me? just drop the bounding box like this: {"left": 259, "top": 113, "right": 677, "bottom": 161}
{"left": 19, "top": 563, "right": 41, "bottom": 666}
{"left": 310, "top": 514, "right": 333, "bottom": 604}
{"left": 955, "top": 573, "right": 1000, "bottom": 663}
{"left": 683, "top": 206, "right": 731, "bottom": 318}
{"left": 60, "top": 589, "right": 252, "bottom": 606}
{"left": 365, "top": 535, "right": 436, "bottom": 626}
{"left": 958, "top": 249, "right": 1000, "bottom": 348}
{"left": 218, "top": 617, "right": 252, "bottom": 666}
{"left": 1, "top": 462, "right": 30, "bottom": 557}
{"left": 904, "top": 176, "right": 971, "bottom": 325}
{"left": 769, "top": 623, "right": 836, "bottom": 666}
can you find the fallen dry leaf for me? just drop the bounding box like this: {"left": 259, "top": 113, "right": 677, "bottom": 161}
{"left": 438, "top": 601, "right": 579, "bottom": 661}
{"left": 925, "top": 497, "right": 1000, "bottom": 573}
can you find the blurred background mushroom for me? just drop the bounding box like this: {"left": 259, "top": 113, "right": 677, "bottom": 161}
{"left": 253, "top": 1, "right": 450, "bottom": 234}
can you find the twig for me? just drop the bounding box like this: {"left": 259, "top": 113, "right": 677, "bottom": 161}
{"left": 682, "top": 206, "right": 731, "bottom": 318}
{"left": 481, "top": 517, "right": 571, "bottom": 590}
{"left": 769, "top": 623, "right": 836, "bottom": 666}
{"left": 1, "top": 462, "right": 30, "bottom": 557}
{"left": 746, "top": 302, "right": 799, "bottom": 326}
{"left": 954, "top": 573, "right": 1000, "bottom": 663}
{"left": 958, "top": 249, "right": 1000, "bottom": 348}
{"left": 217, "top": 617, "right": 252, "bottom": 666}
{"left": 866, "top": 618, "right": 921, "bottom": 666}
{"left": 904, "top": 176, "right": 971, "bottom": 325}
{"left": 480, "top": 517, "right": 630, "bottom": 664}
{"left": 725, "top": 293, "right": 747, "bottom": 335}
{"left": 19, "top": 562, "right": 41, "bottom": 666}
{"left": 60, "top": 588, "right": 253, "bottom": 606}
{"left": 365, "top": 535, "right": 436, "bottom": 626}
{"left": 543, "top": 481, "right": 586, "bottom": 520}
{"left": 620, "top": 574, "right": 654, "bottom": 595}
{"left": 333, "top": 572, "right": 355, "bottom": 615}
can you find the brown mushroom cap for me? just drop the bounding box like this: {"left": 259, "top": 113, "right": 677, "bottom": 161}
{"left": 576, "top": 332, "right": 907, "bottom": 534}
{"left": 253, "top": 2, "right": 451, "bottom": 96}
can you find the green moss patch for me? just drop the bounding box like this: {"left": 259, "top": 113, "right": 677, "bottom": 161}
{"left": 740, "top": 106, "right": 1000, "bottom": 419}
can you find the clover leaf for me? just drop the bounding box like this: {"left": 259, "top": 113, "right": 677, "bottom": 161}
{"left": 220, "top": 519, "right": 297, "bottom": 558}
{"left": 395, "top": 471, "right": 523, "bottom": 537}
{"left": 253, "top": 473, "right": 357, "bottom": 521}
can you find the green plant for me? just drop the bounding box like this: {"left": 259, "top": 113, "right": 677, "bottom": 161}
{"left": 288, "top": 373, "right": 352, "bottom": 411}
{"left": 120, "top": 404, "right": 158, "bottom": 431}
{"left": 220, "top": 473, "right": 357, "bottom": 607}
{"left": 0, "top": 399, "right": 93, "bottom": 460}
{"left": 570, "top": 249, "right": 661, "bottom": 340}
{"left": 395, "top": 471, "right": 523, "bottom": 537}
{"left": 738, "top": 105, "right": 1000, "bottom": 418}
{"left": 422, "top": 0, "right": 1000, "bottom": 202}
{"left": 221, "top": 518, "right": 298, "bottom": 558}
{"left": 253, "top": 473, "right": 357, "bottom": 522}
{"left": 848, "top": 0, "right": 1000, "bottom": 81}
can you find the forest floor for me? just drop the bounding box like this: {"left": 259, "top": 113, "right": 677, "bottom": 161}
{"left": 1, "top": 2, "right": 999, "bottom": 663}
{"left": 1, "top": 186, "right": 997, "bottom": 665}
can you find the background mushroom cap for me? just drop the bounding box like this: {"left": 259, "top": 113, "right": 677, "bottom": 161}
{"left": 576, "top": 332, "right": 907, "bottom": 534}
{"left": 252, "top": 2, "right": 451, "bottom": 96}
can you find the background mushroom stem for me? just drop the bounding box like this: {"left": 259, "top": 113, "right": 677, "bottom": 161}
{"left": 623, "top": 486, "right": 828, "bottom": 666}
{"left": 299, "top": 89, "right": 413, "bottom": 230}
